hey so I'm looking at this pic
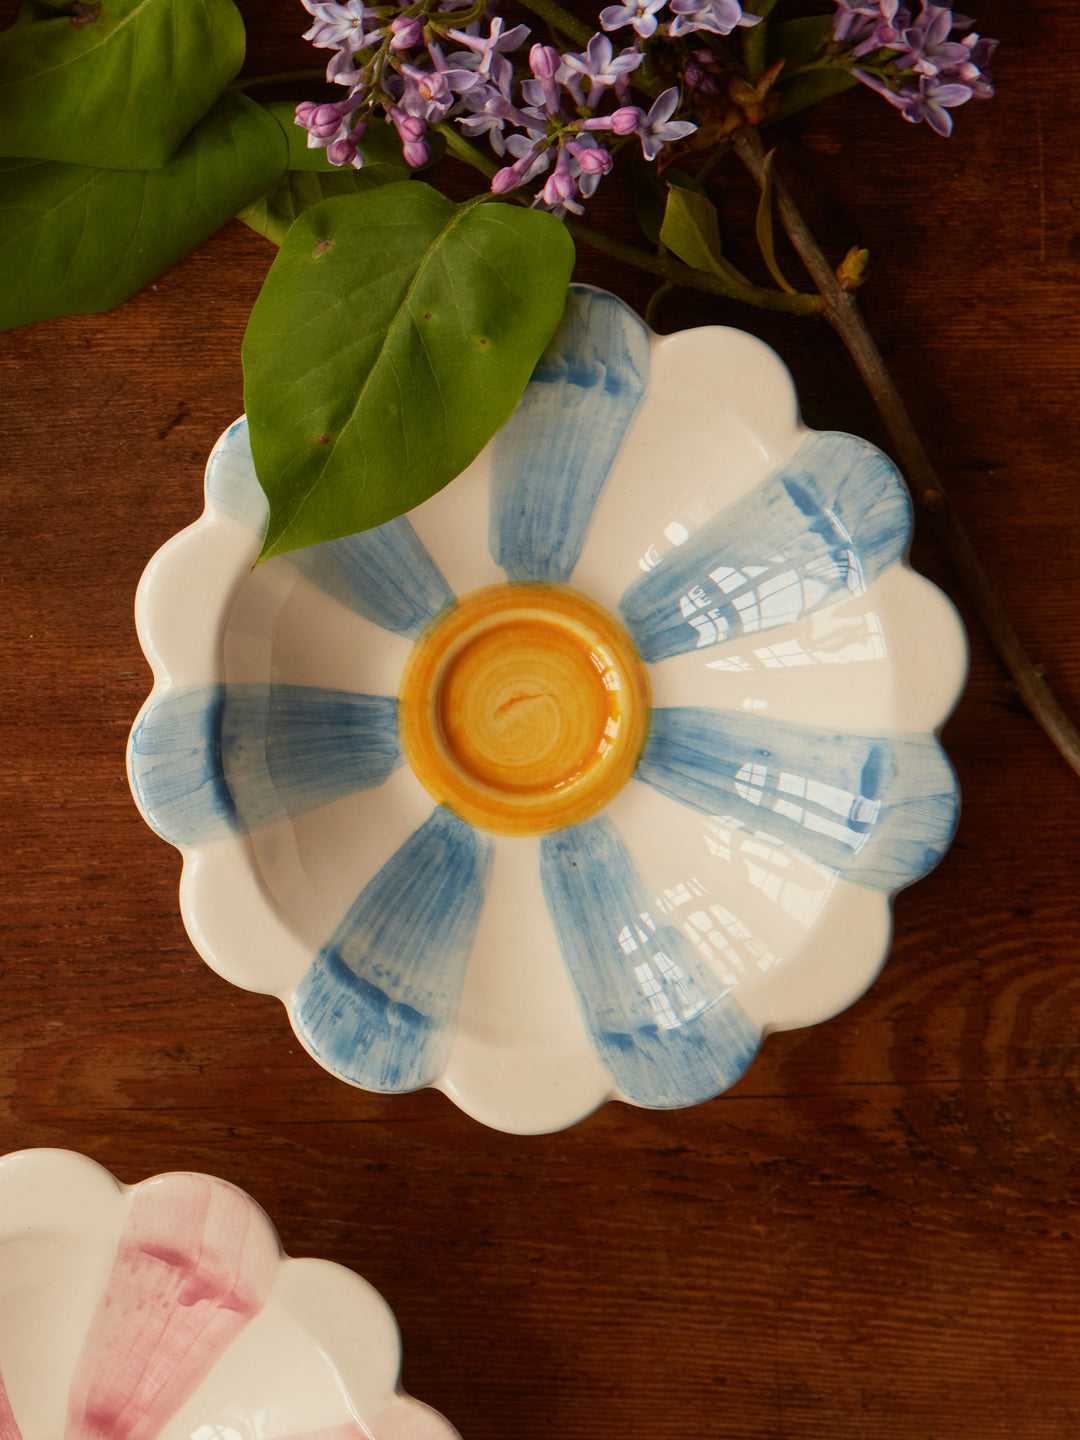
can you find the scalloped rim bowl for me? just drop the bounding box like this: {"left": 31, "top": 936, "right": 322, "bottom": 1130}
{"left": 128, "top": 286, "right": 967, "bottom": 1134}
{"left": 0, "top": 1148, "right": 458, "bottom": 1440}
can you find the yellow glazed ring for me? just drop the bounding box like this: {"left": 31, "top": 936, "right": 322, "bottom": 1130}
{"left": 398, "top": 583, "right": 651, "bottom": 836}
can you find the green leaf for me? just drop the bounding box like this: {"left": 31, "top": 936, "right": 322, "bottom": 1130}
{"left": 633, "top": 157, "right": 706, "bottom": 248}
{"left": 659, "top": 183, "right": 755, "bottom": 296}
{"left": 0, "top": 90, "right": 286, "bottom": 330}
{"left": 242, "top": 184, "right": 576, "bottom": 558}
{"left": 753, "top": 149, "right": 795, "bottom": 294}
{"left": 0, "top": 0, "right": 246, "bottom": 169}
{"left": 767, "top": 15, "right": 859, "bottom": 120}
{"left": 768, "top": 14, "right": 834, "bottom": 68}
{"left": 238, "top": 165, "right": 404, "bottom": 248}
{"left": 773, "top": 65, "right": 859, "bottom": 120}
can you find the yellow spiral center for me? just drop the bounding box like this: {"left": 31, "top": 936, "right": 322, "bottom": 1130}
{"left": 398, "top": 584, "right": 651, "bottom": 836}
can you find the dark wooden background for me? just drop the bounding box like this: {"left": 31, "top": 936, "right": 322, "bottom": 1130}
{"left": 2, "top": 3, "right": 1079, "bottom": 1436}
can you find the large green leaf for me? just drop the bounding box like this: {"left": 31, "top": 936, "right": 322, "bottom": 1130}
{"left": 0, "top": 0, "right": 246, "bottom": 168}
{"left": 238, "top": 166, "right": 405, "bottom": 248}
{"left": 0, "top": 90, "right": 286, "bottom": 330}
{"left": 242, "top": 184, "right": 576, "bottom": 558}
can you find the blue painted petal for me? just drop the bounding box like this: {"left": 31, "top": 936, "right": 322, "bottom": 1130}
{"left": 637, "top": 707, "right": 958, "bottom": 891}
{"left": 540, "top": 817, "right": 759, "bottom": 1109}
{"left": 129, "top": 684, "right": 402, "bottom": 846}
{"left": 204, "top": 418, "right": 269, "bottom": 533}
{"left": 221, "top": 685, "right": 402, "bottom": 832}
{"left": 620, "top": 430, "right": 912, "bottom": 662}
{"left": 490, "top": 287, "right": 650, "bottom": 584}
{"left": 129, "top": 685, "right": 236, "bottom": 845}
{"left": 287, "top": 516, "right": 456, "bottom": 639}
{"left": 294, "top": 808, "right": 492, "bottom": 1093}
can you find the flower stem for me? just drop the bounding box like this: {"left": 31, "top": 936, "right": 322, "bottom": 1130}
{"left": 228, "top": 68, "right": 326, "bottom": 90}
{"left": 435, "top": 122, "right": 499, "bottom": 177}
{"left": 568, "top": 218, "right": 825, "bottom": 314}
{"left": 731, "top": 124, "right": 1080, "bottom": 780}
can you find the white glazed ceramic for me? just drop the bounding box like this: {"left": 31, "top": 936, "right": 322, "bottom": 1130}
{"left": 0, "top": 1148, "right": 458, "bottom": 1440}
{"left": 128, "top": 286, "right": 967, "bottom": 1134}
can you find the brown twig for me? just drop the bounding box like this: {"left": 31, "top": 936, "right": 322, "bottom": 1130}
{"left": 731, "top": 124, "right": 1080, "bottom": 780}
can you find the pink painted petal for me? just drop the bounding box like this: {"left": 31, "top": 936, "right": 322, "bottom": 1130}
{"left": 66, "top": 1173, "right": 280, "bottom": 1440}
{"left": 0, "top": 1374, "right": 23, "bottom": 1440}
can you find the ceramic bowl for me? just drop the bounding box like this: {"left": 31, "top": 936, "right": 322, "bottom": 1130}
{"left": 0, "top": 1148, "right": 457, "bottom": 1440}
{"left": 128, "top": 285, "right": 967, "bottom": 1134}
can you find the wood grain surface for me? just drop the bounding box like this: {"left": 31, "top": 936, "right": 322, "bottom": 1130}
{"left": 2, "top": 3, "right": 1079, "bottom": 1436}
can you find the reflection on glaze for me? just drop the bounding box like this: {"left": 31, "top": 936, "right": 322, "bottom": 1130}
{"left": 540, "top": 816, "right": 760, "bottom": 1107}
{"left": 637, "top": 707, "right": 957, "bottom": 891}
{"left": 66, "top": 1174, "right": 278, "bottom": 1440}
{"left": 490, "top": 287, "right": 650, "bottom": 584}
{"left": 295, "top": 808, "right": 493, "bottom": 1091}
{"left": 129, "top": 684, "right": 402, "bottom": 845}
{"left": 620, "top": 430, "right": 910, "bottom": 663}
{"left": 705, "top": 607, "right": 888, "bottom": 674}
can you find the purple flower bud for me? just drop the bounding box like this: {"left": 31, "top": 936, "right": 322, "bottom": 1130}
{"left": 491, "top": 164, "right": 523, "bottom": 194}
{"left": 609, "top": 105, "right": 644, "bottom": 135}
{"left": 571, "top": 142, "right": 613, "bottom": 174}
{"left": 308, "top": 102, "right": 349, "bottom": 139}
{"left": 403, "top": 139, "right": 430, "bottom": 166}
{"left": 390, "top": 15, "right": 423, "bottom": 49}
{"left": 529, "top": 43, "right": 561, "bottom": 79}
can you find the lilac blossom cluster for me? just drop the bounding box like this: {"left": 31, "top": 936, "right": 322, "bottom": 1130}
{"left": 832, "top": 0, "right": 997, "bottom": 136}
{"left": 294, "top": 0, "right": 772, "bottom": 213}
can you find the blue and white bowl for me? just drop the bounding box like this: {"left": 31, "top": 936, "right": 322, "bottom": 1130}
{"left": 128, "top": 286, "right": 966, "bottom": 1134}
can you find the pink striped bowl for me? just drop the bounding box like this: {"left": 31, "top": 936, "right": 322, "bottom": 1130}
{"left": 0, "top": 1149, "right": 458, "bottom": 1440}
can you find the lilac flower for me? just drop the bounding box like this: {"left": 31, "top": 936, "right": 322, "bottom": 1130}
{"left": 637, "top": 87, "right": 697, "bottom": 161}
{"left": 886, "top": 3, "right": 972, "bottom": 75}
{"left": 956, "top": 32, "right": 997, "bottom": 98}
{"left": 447, "top": 18, "right": 531, "bottom": 79}
{"left": 831, "top": 0, "right": 902, "bottom": 47}
{"left": 667, "top": 0, "right": 762, "bottom": 41}
{"left": 458, "top": 61, "right": 524, "bottom": 155}
{"left": 599, "top": 0, "right": 667, "bottom": 41}
{"left": 558, "top": 33, "right": 643, "bottom": 110}
{"left": 855, "top": 68, "right": 972, "bottom": 136}
{"left": 301, "top": 1, "right": 383, "bottom": 53}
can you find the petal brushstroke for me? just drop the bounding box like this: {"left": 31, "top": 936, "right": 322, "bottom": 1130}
{"left": 490, "top": 286, "right": 650, "bottom": 584}
{"left": 66, "top": 1173, "right": 279, "bottom": 1440}
{"left": 620, "top": 430, "right": 911, "bottom": 662}
{"left": 295, "top": 808, "right": 493, "bottom": 1092}
{"left": 540, "top": 816, "right": 759, "bottom": 1108}
{"left": 287, "top": 517, "right": 456, "bottom": 639}
{"left": 0, "top": 1377, "right": 20, "bottom": 1440}
{"left": 638, "top": 707, "right": 958, "bottom": 890}
{"left": 129, "top": 684, "right": 402, "bottom": 845}
{"left": 204, "top": 417, "right": 270, "bottom": 532}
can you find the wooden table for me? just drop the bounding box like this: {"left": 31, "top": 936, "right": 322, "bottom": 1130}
{"left": 2, "top": 3, "right": 1078, "bottom": 1435}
